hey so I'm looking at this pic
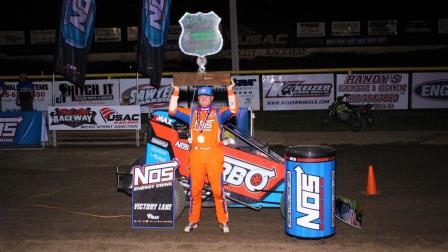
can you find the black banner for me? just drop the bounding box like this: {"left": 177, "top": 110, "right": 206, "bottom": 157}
{"left": 55, "top": 0, "right": 96, "bottom": 86}
{"left": 137, "top": 0, "right": 172, "bottom": 88}
{"left": 132, "top": 160, "right": 178, "bottom": 228}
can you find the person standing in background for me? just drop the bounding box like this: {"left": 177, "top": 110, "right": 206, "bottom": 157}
{"left": 0, "top": 80, "right": 6, "bottom": 112}
{"left": 16, "top": 73, "right": 35, "bottom": 111}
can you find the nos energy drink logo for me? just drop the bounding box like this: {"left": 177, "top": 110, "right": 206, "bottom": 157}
{"left": 62, "top": 0, "right": 96, "bottom": 48}
{"left": 295, "top": 165, "right": 323, "bottom": 230}
{"left": 143, "top": 0, "right": 171, "bottom": 47}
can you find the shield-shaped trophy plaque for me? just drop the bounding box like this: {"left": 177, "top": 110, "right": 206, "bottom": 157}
{"left": 174, "top": 11, "right": 230, "bottom": 86}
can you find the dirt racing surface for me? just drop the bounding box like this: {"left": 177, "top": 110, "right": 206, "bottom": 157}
{"left": 1, "top": 141, "right": 447, "bottom": 251}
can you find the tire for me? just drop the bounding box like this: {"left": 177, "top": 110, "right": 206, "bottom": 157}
{"left": 349, "top": 114, "right": 365, "bottom": 132}
{"left": 173, "top": 179, "right": 186, "bottom": 220}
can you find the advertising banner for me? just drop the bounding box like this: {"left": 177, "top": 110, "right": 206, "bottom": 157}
{"left": 262, "top": 74, "right": 334, "bottom": 110}
{"left": 368, "top": 20, "right": 397, "bottom": 35}
{"left": 297, "top": 22, "right": 325, "bottom": 37}
{"left": 137, "top": 0, "right": 172, "bottom": 88}
{"left": 1, "top": 81, "right": 53, "bottom": 112}
{"left": 132, "top": 160, "right": 178, "bottom": 228}
{"left": 55, "top": 0, "right": 96, "bottom": 86}
{"left": 48, "top": 106, "right": 140, "bottom": 130}
{"left": 331, "top": 21, "right": 360, "bottom": 36}
{"left": 94, "top": 27, "right": 121, "bottom": 42}
{"left": 0, "top": 111, "right": 48, "bottom": 145}
{"left": 411, "top": 72, "right": 448, "bottom": 109}
{"left": 233, "top": 75, "right": 261, "bottom": 110}
{"left": 53, "top": 79, "right": 119, "bottom": 106}
{"left": 0, "top": 31, "right": 25, "bottom": 45}
{"left": 336, "top": 73, "right": 409, "bottom": 110}
{"left": 119, "top": 78, "right": 176, "bottom": 113}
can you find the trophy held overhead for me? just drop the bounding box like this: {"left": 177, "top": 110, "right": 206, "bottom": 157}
{"left": 175, "top": 11, "right": 231, "bottom": 87}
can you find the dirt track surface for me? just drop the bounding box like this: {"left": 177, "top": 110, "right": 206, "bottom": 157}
{"left": 1, "top": 141, "right": 448, "bottom": 251}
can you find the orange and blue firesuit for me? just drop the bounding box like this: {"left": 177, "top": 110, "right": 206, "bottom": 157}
{"left": 168, "top": 86, "right": 238, "bottom": 225}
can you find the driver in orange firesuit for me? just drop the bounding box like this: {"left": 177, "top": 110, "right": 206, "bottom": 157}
{"left": 169, "top": 80, "right": 237, "bottom": 233}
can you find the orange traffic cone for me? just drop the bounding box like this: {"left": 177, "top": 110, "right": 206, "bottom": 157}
{"left": 362, "top": 164, "right": 380, "bottom": 196}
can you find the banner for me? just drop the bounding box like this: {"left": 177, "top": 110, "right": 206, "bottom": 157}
{"left": 55, "top": 0, "right": 96, "bottom": 86}
{"left": 262, "top": 74, "right": 334, "bottom": 110}
{"left": 132, "top": 160, "right": 178, "bottom": 228}
{"left": 54, "top": 79, "right": 120, "bottom": 106}
{"left": 119, "top": 78, "right": 176, "bottom": 113}
{"left": 137, "top": 0, "right": 172, "bottom": 88}
{"left": 1, "top": 81, "right": 53, "bottom": 112}
{"left": 336, "top": 73, "right": 409, "bottom": 110}
{"left": 233, "top": 75, "right": 261, "bottom": 110}
{"left": 297, "top": 22, "right": 325, "bottom": 37}
{"left": 48, "top": 106, "right": 140, "bottom": 130}
{"left": 0, "top": 111, "right": 48, "bottom": 145}
{"left": 411, "top": 72, "right": 448, "bottom": 109}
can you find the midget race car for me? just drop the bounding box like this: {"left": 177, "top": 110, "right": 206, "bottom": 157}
{"left": 116, "top": 108, "right": 286, "bottom": 219}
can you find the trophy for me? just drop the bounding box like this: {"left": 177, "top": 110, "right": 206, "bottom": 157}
{"left": 174, "top": 11, "right": 231, "bottom": 86}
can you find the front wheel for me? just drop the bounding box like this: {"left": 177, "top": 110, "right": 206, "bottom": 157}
{"left": 174, "top": 179, "right": 186, "bottom": 220}
{"left": 349, "top": 114, "right": 365, "bottom": 132}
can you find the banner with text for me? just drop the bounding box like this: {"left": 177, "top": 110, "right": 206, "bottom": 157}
{"left": 411, "top": 72, "right": 448, "bottom": 109}
{"left": 53, "top": 79, "right": 120, "bottom": 106}
{"left": 48, "top": 106, "right": 140, "bottom": 130}
{"left": 132, "top": 159, "right": 178, "bottom": 228}
{"left": 1, "top": 81, "right": 53, "bottom": 112}
{"left": 336, "top": 73, "right": 409, "bottom": 110}
{"left": 262, "top": 74, "right": 334, "bottom": 110}
{"left": 233, "top": 75, "right": 261, "bottom": 110}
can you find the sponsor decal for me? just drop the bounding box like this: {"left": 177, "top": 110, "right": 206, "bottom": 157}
{"left": 223, "top": 156, "right": 276, "bottom": 192}
{"left": 414, "top": 80, "right": 448, "bottom": 100}
{"left": 99, "top": 107, "right": 139, "bottom": 124}
{"left": 150, "top": 136, "right": 169, "bottom": 148}
{"left": 266, "top": 81, "right": 332, "bottom": 98}
{"left": 175, "top": 141, "right": 189, "bottom": 151}
{"left": 295, "top": 165, "right": 323, "bottom": 230}
{"left": 133, "top": 159, "right": 178, "bottom": 188}
{"left": 122, "top": 84, "right": 171, "bottom": 107}
{"left": 152, "top": 113, "right": 174, "bottom": 126}
{"left": 0, "top": 116, "right": 23, "bottom": 143}
{"left": 50, "top": 108, "right": 96, "bottom": 128}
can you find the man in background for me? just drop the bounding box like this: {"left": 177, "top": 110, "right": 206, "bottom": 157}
{"left": 16, "top": 73, "right": 35, "bottom": 111}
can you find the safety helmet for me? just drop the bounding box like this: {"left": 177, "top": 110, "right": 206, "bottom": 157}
{"left": 197, "top": 86, "right": 213, "bottom": 96}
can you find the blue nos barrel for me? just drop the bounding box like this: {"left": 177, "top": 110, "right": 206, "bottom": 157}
{"left": 285, "top": 145, "right": 336, "bottom": 238}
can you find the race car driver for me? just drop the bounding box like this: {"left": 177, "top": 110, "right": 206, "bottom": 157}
{"left": 169, "top": 80, "right": 237, "bottom": 233}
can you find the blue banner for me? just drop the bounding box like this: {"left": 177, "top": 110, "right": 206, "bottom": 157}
{"left": 0, "top": 112, "right": 47, "bottom": 145}
{"left": 137, "top": 0, "right": 172, "bottom": 88}
{"left": 55, "top": 0, "right": 96, "bottom": 86}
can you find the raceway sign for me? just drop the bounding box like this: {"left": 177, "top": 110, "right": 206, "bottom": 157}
{"left": 48, "top": 106, "right": 141, "bottom": 130}
{"left": 132, "top": 159, "right": 179, "bottom": 228}
{"left": 336, "top": 73, "right": 409, "bottom": 110}
{"left": 262, "top": 74, "right": 334, "bottom": 110}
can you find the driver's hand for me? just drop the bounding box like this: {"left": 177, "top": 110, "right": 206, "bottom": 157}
{"left": 227, "top": 78, "right": 236, "bottom": 91}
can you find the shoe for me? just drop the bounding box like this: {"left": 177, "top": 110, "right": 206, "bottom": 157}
{"left": 184, "top": 223, "right": 198, "bottom": 233}
{"left": 220, "top": 223, "right": 230, "bottom": 233}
